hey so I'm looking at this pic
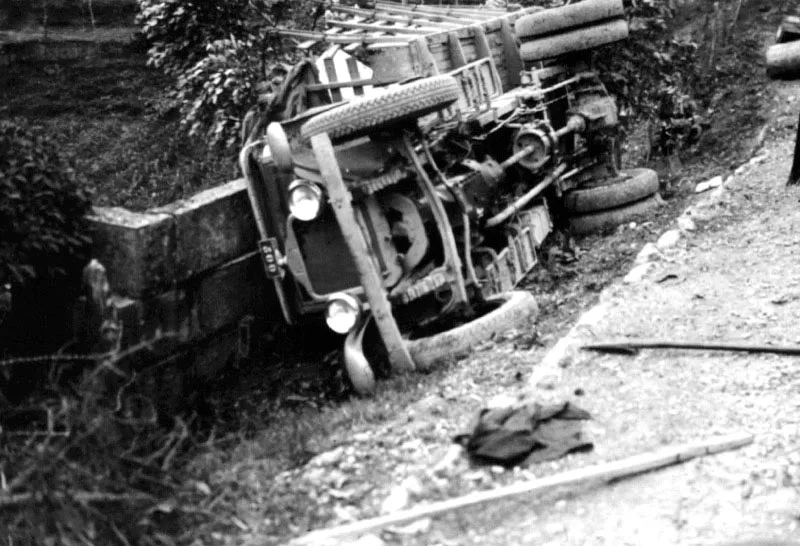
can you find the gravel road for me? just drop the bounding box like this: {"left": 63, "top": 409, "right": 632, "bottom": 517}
{"left": 263, "top": 81, "right": 800, "bottom": 546}
{"left": 422, "top": 81, "right": 800, "bottom": 546}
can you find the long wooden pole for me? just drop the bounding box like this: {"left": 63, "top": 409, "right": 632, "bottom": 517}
{"left": 583, "top": 339, "right": 800, "bottom": 356}
{"left": 309, "top": 133, "right": 415, "bottom": 374}
{"left": 288, "top": 432, "right": 753, "bottom": 545}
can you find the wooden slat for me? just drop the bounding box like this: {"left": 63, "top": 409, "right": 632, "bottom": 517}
{"left": 472, "top": 24, "right": 502, "bottom": 91}
{"left": 342, "top": 18, "right": 393, "bottom": 52}
{"left": 320, "top": 48, "right": 343, "bottom": 102}
{"left": 345, "top": 55, "right": 365, "bottom": 96}
{"left": 375, "top": 2, "right": 509, "bottom": 17}
{"left": 414, "top": 35, "right": 441, "bottom": 76}
{"left": 329, "top": 20, "right": 437, "bottom": 35}
{"left": 328, "top": 5, "right": 461, "bottom": 28}
{"left": 448, "top": 31, "right": 468, "bottom": 69}
{"left": 273, "top": 28, "right": 419, "bottom": 44}
{"left": 370, "top": 4, "right": 485, "bottom": 25}
{"left": 305, "top": 78, "right": 398, "bottom": 92}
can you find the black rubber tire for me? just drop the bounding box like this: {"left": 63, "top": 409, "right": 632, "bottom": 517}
{"left": 515, "top": 0, "right": 624, "bottom": 40}
{"left": 563, "top": 168, "right": 659, "bottom": 214}
{"left": 300, "top": 75, "right": 460, "bottom": 142}
{"left": 405, "top": 291, "right": 539, "bottom": 371}
{"left": 519, "top": 19, "right": 628, "bottom": 63}
{"left": 568, "top": 194, "right": 664, "bottom": 235}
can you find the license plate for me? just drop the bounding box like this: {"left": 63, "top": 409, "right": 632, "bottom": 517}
{"left": 259, "top": 238, "right": 282, "bottom": 278}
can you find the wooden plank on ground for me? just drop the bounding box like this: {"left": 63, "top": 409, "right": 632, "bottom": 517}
{"left": 288, "top": 432, "right": 753, "bottom": 546}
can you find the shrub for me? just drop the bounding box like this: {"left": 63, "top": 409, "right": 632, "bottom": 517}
{"left": 137, "top": 0, "right": 319, "bottom": 147}
{"left": 136, "top": 0, "right": 252, "bottom": 76}
{"left": 0, "top": 120, "right": 92, "bottom": 287}
{"left": 176, "top": 37, "right": 262, "bottom": 148}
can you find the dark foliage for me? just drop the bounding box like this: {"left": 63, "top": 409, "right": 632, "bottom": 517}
{"left": 0, "top": 120, "right": 92, "bottom": 287}
{"left": 136, "top": 0, "right": 317, "bottom": 147}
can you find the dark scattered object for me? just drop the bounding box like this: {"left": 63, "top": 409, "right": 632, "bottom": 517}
{"left": 583, "top": 340, "right": 800, "bottom": 356}
{"left": 0, "top": 120, "right": 92, "bottom": 287}
{"left": 454, "top": 402, "right": 593, "bottom": 467}
{"left": 789, "top": 113, "right": 800, "bottom": 186}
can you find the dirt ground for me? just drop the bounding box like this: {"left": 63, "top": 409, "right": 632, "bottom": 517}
{"left": 184, "top": 9, "right": 800, "bottom": 546}
{"left": 0, "top": 31, "right": 237, "bottom": 211}
{"left": 436, "top": 79, "right": 800, "bottom": 546}
{"left": 2, "top": 2, "right": 791, "bottom": 545}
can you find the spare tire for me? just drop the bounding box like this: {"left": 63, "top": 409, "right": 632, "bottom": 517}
{"left": 568, "top": 194, "right": 664, "bottom": 235}
{"left": 300, "top": 75, "right": 460, "bottom": 142}
{"left": 406, "top": 291, "right": 539, "bottom": 371}
{"left": 563, "top": 168, "right": 659, "bottom": 214}
{"left": 519, "top": 19, "right": 629, "bottom": 62}
{"left": 515, "top": 0, "right": 624, "bottom": 40}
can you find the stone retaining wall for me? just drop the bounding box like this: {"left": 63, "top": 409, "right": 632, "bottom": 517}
{"left": 88, "top": 179, "right": 272, "bottom": 379}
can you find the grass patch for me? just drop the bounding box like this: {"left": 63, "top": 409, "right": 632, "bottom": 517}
{"left": 0, "top": 52, "right": 237, "bottom": 210}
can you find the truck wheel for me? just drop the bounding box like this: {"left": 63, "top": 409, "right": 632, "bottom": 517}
{"left": 515, "top": 0, "right": 624, "bottom": 40}
{"left": 519, "top": 19, "right": 629, "bottom": 63}
{"left": 300, "top": 75, "right": 460, "bottom": 142}
{"left": 405, "top": 291, "right": 539, "bottom": 371}
{"left": 568, "top": 194, "right": 664, "bottom": 235}
{"left": 563, "top": 168, "right": 659, "bottom": 214}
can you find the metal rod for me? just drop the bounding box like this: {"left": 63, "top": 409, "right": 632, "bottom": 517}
{"left": 499, "top": 143, "right": 538, "bottom": 170}
{"left": 485, "top": 164, "right": 567, "bottom": 228}
{"left": 404, "top": 134, "right": 469, "bottom": 310}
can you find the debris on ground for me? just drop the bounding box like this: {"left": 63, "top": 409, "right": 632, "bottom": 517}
{"left": 453, "top": 402, "right": 593, "bottom": 468}
{"left": 290, "top": 432, "right": 753, "bottom": 546}
{"left": 695, "top": 175, "right": 724, "bottom": 193}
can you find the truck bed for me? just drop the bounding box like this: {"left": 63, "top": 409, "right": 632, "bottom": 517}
{"left": 276, "top": 2, "right": 543, "bottom": 93}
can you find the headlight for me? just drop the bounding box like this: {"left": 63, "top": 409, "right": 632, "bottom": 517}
{"left": 288, "top": 180, "right": 323, "bottom": 221}
{"left": 325, "top": 293, "right": 361, "bottom": 334}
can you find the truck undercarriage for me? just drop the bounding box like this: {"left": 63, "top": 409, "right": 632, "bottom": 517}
{"left": 239, "top": 0, "right": 661, "bottom": 393}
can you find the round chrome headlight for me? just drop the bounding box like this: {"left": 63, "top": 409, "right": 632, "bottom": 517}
{"left": 288, "top": 180, "right": 324, "bottom": 221}
{"left": 325, "top": 293, "right": 361, "bottom": 334}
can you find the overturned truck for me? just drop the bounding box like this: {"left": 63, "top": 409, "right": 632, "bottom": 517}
{"left": 240, "top": 0, "right": 662, "bottom": 393}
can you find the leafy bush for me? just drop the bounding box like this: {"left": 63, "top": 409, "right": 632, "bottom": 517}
{"left": 175, "top": 37, "right": 262, "bottom": 148}
{"left": 0, "top": 120, "right": 92, "bottom": 287}
{"left": 137, "top": 0, "right": 319, "bottom": 147}
{"left": 137, "top": 0, "right": 252, "bottom": 76}
{"left": 592, "top": 1, "right": 708, "bottom": 159}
